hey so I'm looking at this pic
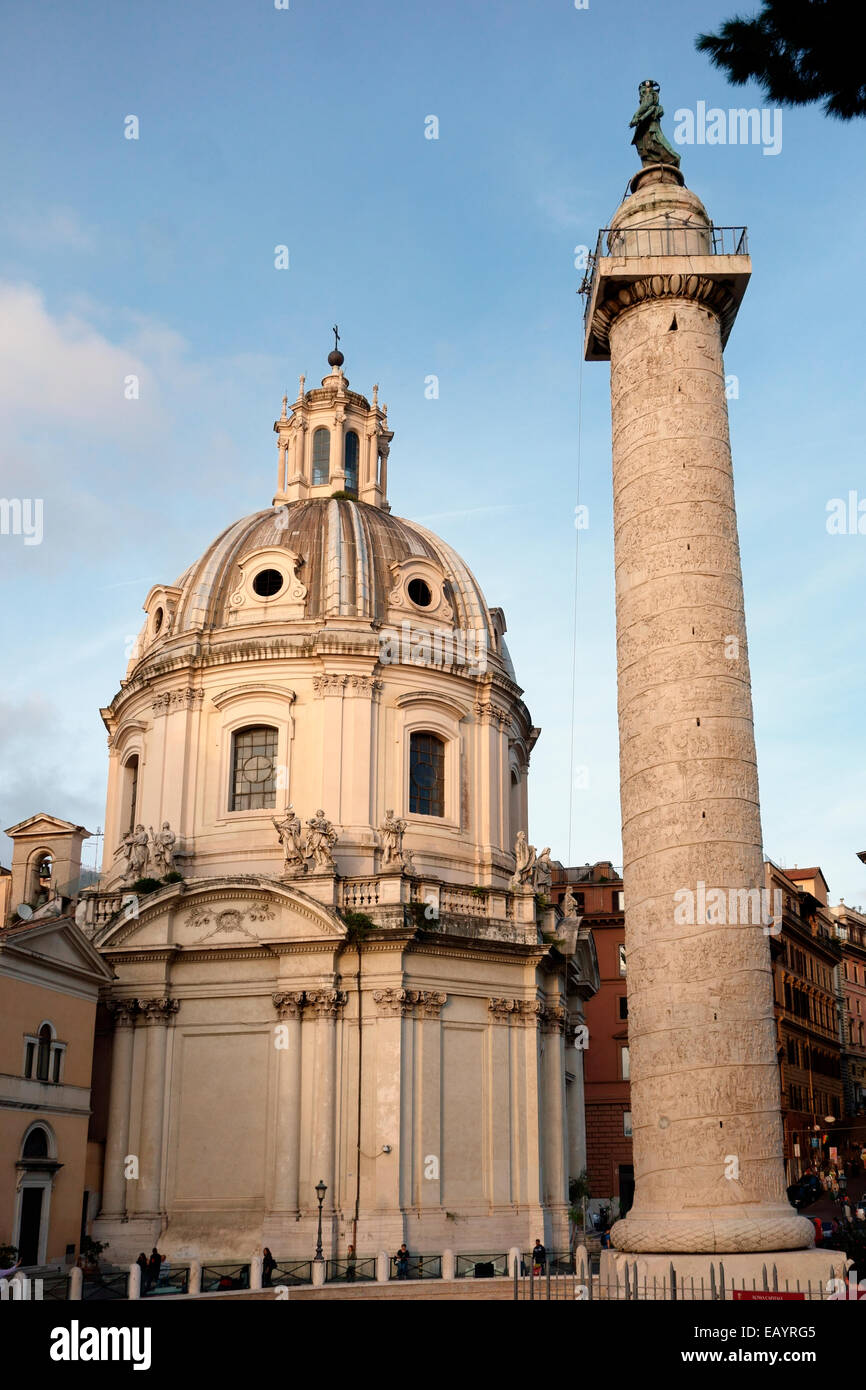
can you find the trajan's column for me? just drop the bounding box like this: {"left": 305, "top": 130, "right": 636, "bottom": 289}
{"left": 583, "top": 81, "right": 829, "bottom": 1283}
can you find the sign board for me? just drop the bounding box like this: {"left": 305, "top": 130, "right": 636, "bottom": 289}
{"left": 732, "top": 1290, "right": 805, "bottom": 1302}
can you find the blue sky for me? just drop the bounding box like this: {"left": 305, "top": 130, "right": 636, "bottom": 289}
{"left": 1, "top": 0, "right": 864, "bottom": 903}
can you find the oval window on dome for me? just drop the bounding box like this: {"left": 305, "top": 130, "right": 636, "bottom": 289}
{"left": 252, "top": 568, "right": 284, "bottom": 598}
{"left": 153, "top": 607, "right": 164, "bottom": 634}
{"left": 407, "top": 577, "right": 433, "bottom": 608}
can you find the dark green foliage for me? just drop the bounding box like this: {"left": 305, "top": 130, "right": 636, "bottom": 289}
{"left": 697, "top": 1, "right": 866, "bottom": 119}
{"left": 132, "top": 877, "right": 163, "bottom": 894}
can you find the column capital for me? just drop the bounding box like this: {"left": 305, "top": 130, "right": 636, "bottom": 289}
{"left": 487, "top": 997, "right": 538, "bottom": 1027}
{"left": 373, "top": 987, "right": 446, "bottom": 1018}
{"left": 539, "top": 1003, "right": 568, "bottom": 1035}
{"left": 306, "top": 988, "right": 347, "bottom": 1018}
{"left": 273, "top": 990, "right": 307, "bottom": 1020}
{"left": 136, "top": 997, "right": 180, "bottom": 1025}
{"left": 106, "top": 997, "right": 138, "bottom": 1027}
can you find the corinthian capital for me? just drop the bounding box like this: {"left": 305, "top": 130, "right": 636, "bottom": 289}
{"left": 306, "top": 988, "right": 347, "bottom": 1018}
{"left": 273, "top": 990, "right": 307, "bottom": 1020}
{"left": 137, "top": 997, "right": 180, "bottom": 1025}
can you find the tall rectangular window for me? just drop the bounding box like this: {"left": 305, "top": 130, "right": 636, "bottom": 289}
{"left": 230, "top": 726, "right": 278, "bottom": 811}
{"left": 409, "top": 732, "right": 445, "bottom": 817}
{"left": 312, "top": 427, "right": 330, "bottom": 486}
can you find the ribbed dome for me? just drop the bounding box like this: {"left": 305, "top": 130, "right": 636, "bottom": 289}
{"left": 169, "top": 497, "right": 496, "bottom": 640}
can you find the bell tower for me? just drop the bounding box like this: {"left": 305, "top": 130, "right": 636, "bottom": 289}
{"left": 273, "top": 333, "right": 393, "bottom": 509}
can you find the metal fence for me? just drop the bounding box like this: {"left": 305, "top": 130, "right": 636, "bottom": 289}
{"left": 580, "top": 223, "right": 749, "bottom": 323}
{"left": 80, "top": 1271, "right": 128, "bottom": 1300}
{"left": 455, "top": 1253, "right": 508, "bottom": 1279}
{"left": 144, "top": 1266, "right": 190, "bottom": 1296}
{"left": 269, "top": 1258, "right": 314, "bottom": 1287}
{"left": 514, "top": 1256, "right": 841, "bottom": 1302}
{"left": 390, "top": 1253, "right": 442, "bottom": 1280}
{"left": 326, "top": 1256, "right": 377, "bottom": 1283}
{"left": 200, "top": 1262, "right": 251, "bottom": 1293}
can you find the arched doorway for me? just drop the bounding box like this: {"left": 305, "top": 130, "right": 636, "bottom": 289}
{"left": 14, "top": 1123, "right": 61, "bottom": 1266}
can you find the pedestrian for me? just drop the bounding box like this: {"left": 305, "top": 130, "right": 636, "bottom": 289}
{"left": 262, "top": 1247, "right": 276, "bottom": 1287}
{"left": 394, "top": 1243, "right": 410, "bottom": 1279}
{"left": 345, "top": 1244, "right": 357, "bottom": 1282}
{"left": 147, "top": 1248, "right": 161, "bottom": 1292}
{"left": 531, "top": 1238, "right": 546, "bottom": 1275}
{"left": 136, "top": 1252, "right": 149, "bottom": 1294}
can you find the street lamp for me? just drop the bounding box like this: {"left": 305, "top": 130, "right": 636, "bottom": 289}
{"left": 314, "top": 1180, "right": 327, "bottom": 1262}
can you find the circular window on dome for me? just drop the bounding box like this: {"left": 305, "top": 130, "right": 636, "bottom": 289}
{"left": 252, "top": 568, "right": 284, "bottom": 598}
{"left": 407, "top": 577, "right": 433, "bottom": 608}
{"left": 153, "top": 607, "right": 164, "bottom": 634}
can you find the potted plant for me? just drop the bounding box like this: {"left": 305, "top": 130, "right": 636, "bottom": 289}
{"left": 80, "top": 1236, "right": 108, "bottom": 1275}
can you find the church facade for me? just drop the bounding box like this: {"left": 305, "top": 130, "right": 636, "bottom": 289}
{"left": 69, "top": 348, "right": 597, "bottom": 1263}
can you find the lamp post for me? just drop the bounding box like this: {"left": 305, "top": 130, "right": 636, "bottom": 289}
{"left": 314, "top": 1180, "right": 327, "bottom": 1262}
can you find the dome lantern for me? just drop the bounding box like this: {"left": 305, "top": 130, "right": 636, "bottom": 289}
{"left": 273, "top": 331, "right": 393, "bottom": 510}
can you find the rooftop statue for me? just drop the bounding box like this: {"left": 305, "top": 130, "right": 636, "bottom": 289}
{"left": 630, "top": 79, "right": 681, "bottom": 169}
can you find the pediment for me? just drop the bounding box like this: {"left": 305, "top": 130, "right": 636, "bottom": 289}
{"left": 94, "top": 878, "right": 346, "bottom": 951}
{"left": 3, "top": 917, "right": 113, "bottom": 984}
{"left": 4, "top": 812, "right": 90, "bottom": 840}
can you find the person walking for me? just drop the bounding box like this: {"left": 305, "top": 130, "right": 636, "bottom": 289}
{"left": 262, "top": 1247, "right": 276, "bottom": 1287}
{"left": 147, "top": 1248, "right": 162, "bottom": 1293}
{"left": 394, "top": 1244, "right": 410, "bottom": 1279}
{"left": 531, "top": 1239, "right": 546, "bottom": 1275}
{"left": 136, "top": 1252, "right": 149, "bottom": 1294}
{"left": 345, "top": 1244, "right": 357, "bottom": 1282}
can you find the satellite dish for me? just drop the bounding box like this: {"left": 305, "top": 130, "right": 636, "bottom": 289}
{"left": 15, "top": 904, "right": 33, "bottom": 920}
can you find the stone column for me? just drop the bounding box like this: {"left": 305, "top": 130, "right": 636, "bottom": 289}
{"left": 272, "top": 992, "right": 306, "bottom": 1215}
{"left": 307, "top": 989, "right": 346, "bottom": 1214}
{"left": 101, "top": 999, "right": 138, "bottom": 1218}
{"left": 586, "top": 164, "right": 813, "bottom": 1255}
{"left": 135, "top": 998, "right": 178, "bottom": 1216}
{"left": 565, "top": 1014, "right": 588, "bottom": 1184}
{"left": 540, "top": 1004, "right": 568, "bottom": 1229}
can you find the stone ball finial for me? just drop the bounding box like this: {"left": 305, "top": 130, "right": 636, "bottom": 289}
{"left": 328, "top": 348, "right": 344, "bottom": 368}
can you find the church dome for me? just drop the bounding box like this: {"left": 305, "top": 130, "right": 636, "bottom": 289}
{"left": 156, "top": 498, "right": 497, "bottom": 645}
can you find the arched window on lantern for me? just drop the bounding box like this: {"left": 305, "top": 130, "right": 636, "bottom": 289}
{"left": 344, "top": 430, "right": 359, "bottom": 495}
{"left": 312, "top": 427, "right": 330, "bottom": 486}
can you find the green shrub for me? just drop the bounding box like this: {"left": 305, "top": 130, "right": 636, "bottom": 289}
{"left": 132, "top": 878, "right": 163, "bottom": 894}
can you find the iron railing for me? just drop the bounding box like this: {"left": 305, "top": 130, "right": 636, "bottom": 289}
{"left": 455, "top": 1252, "right": 509, "bottom": 1279}
{"left": 390, "top": 1253, "right": 442, "bottom": 1280}
{"left": 200, "top": 1262, "right": 251, "bottom": 1293}
{"left": 581, "top": 223, "right": 749, "bottom": 323}
{"left": 81, "top": 1271, "right": 128, "bottom": 1300}
{"left": 143, "top": 1266, "right": 190, "bottom": 1296}
{"left": 515, "top": 1255, "right": 841, "bottom": 1302}
{"left": 268, "top": 1259, "right": 313, "bottom": 1287}
{"left": 326, "top": 1256, "right": 377, "bottom": 1283}
{"left": 40, "top": 1273, "right": 72, "bottom": 1301}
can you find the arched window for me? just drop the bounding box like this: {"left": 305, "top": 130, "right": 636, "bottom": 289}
{"left": 312, "top": 427, "right": 330, "bottom": 486}
{"left": 36, "top": 1024, "right": 53, "bottom": 1082}
{"left": 22, "top": 1126, "right": 49, "bottom": 1159}
{"left": 230, "top": 726, "right": 278, "bottom": 811}
{"left": 344, "top": 430, "right": 359, "bottom": 494}
{"left": 122, "top": 754, "right": 139, "bottom": 836}
{"left": 409, "top": 732, "right": 445, "bottom": 817}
